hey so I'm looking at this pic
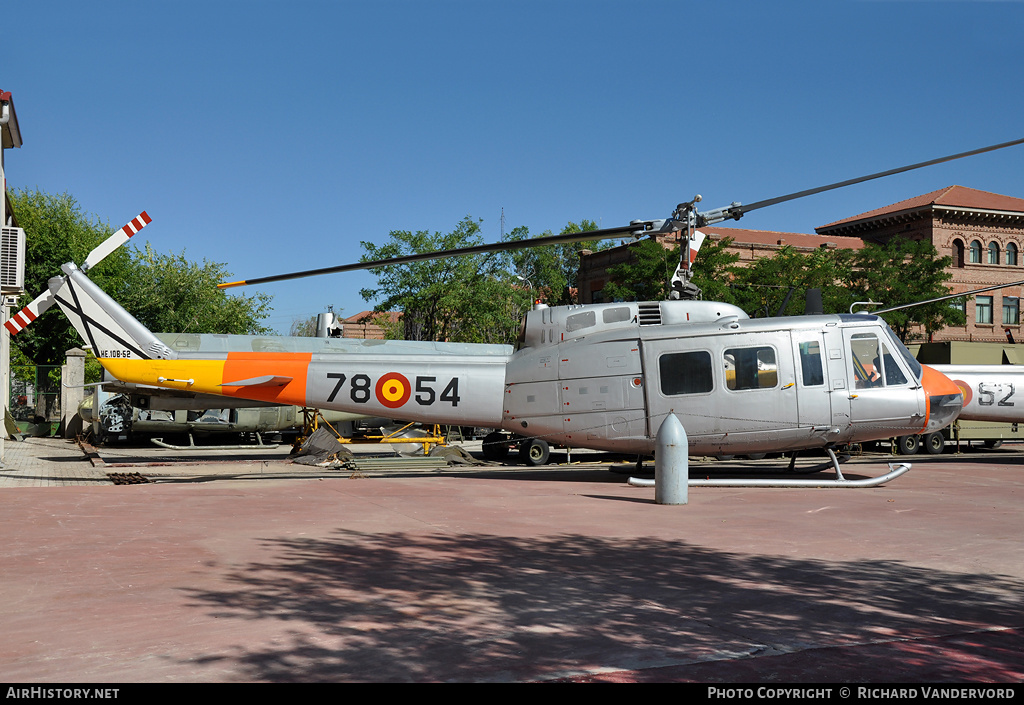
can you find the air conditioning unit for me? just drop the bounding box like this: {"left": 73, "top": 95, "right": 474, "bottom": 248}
{"left": 0, "top": 226, "right": 25, "bottom": 293}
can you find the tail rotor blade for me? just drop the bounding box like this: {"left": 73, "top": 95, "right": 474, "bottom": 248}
{"left": 5, "top": 211, "right": 152, "bottom": 336}
{"left": 82, "top": 211, "right": 151, "bottom": 272}
{"left": 5, "top": 289, "right": 57, "bottom": 336}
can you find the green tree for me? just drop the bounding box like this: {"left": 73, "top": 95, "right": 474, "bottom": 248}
{"left": 729, "top": 245, "right": 855, "bottom": 317}
{"left": 290, "top": 315, "right": 319, "bottom": 337}
{"left": 691, "top": 236, "right": 742, "bottom": 304}
{"left": 360, "top": 217, "right": 529, "bottom": 344}
{"left": 8, "top": 188, "right": 274, "bottom": 395}
{"left": 503, "top": 220, "right": 606, "bottom": 306}
{"left": 9, "top": 190, "right": 136, "bottom": 372}
{"left": 602, "top": 234, "right": 741, "bottom": 303}
{"left": 602, "top": 238, "right": 679, "bottom": 302}
{"left": 849, "top": 238, "right": 964, "bottom": 341}
{"left": 120, "top": 244, "right": 273, "bottom": 336}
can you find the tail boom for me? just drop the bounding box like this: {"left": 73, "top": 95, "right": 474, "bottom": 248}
{"left": 54, "top": 265, "right": 175, "bottom": 361}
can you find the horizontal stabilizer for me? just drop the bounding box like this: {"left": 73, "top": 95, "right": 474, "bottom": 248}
{"left": 219, "top": 375, "right": 293, "bottom": 388}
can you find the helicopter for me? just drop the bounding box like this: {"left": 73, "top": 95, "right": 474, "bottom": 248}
{"left": 842, "top": 279, "right": 1024, "bottom": 453}
{"left": 9, "top": 139, "right": 1024, "bottom": 478}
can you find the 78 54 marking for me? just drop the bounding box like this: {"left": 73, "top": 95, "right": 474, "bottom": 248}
{"left": 325, "top": 372, "right": 460, "bottom": 409}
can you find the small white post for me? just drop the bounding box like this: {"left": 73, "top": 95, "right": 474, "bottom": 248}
{"left": 655, "top": 413, "right": 688, "bottom": 505}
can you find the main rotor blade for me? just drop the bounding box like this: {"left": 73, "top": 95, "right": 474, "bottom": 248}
{"left": 734, "top": 137, "right": 1024, "bottom": 217}
{"left": 872, "top": 278, "right": 1024, "bottom": 315}
{"left": 217, "top": 221, "right": 664, "bottom": 289}
{"left": 219, "top": 136, "right": 1024, "bottom": 290}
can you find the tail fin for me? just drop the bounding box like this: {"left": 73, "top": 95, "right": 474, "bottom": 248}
{"left": 54, "top": 264, "right": 176, "bottom": 360}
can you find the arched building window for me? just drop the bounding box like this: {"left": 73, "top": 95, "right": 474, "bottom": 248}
{"left": 988, "top": 241, "right": 1000, "bottom": 264}
{"left": 970, "top": 240, "right": 982, "bottom": 263}
{"left": 1007, "top": 242, "right": 1018, "bottom": 266}
{"left": 953, "top": 239, "right": 965, "bottom": 268}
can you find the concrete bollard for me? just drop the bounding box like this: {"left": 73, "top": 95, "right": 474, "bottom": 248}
{"left": 655, "top": 413, "right": 688, "bottom": 505}
{"left": 61, "top": 348, "right": 86, "bottom": 439}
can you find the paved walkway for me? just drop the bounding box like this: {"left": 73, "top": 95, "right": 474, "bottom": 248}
{"left": 0, "top": 437, "right": 110, "bottom": 486}
{"left": 1, "top": 437, "right": 1022, "bottom": 683}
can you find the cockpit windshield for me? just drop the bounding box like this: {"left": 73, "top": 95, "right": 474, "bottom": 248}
{"left": 884, "top": 327, "right": 923, "bottom": 381}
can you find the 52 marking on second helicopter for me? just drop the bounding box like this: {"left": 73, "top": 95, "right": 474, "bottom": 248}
{"left": 324, "top": 372, "right": 461, "bottom": 409}
{"left": 954, "top": 379, "right": 1016, "bottom": 408}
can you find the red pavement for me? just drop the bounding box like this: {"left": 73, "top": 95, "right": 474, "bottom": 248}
{"left": 0, "top": 448, "right": 1022, "bottom": 682}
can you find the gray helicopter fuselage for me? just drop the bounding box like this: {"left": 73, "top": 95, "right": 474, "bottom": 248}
{"left": 50, "top": 267, "right": 959, "bottom": 458}
{"left": 502, "top": 301, "right": 955, "bottom": 455}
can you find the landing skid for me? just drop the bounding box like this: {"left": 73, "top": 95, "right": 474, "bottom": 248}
{"left": 150, "top": 433, "right": 279, "bottom": 451}
{"left": 684, "top": 461, "right": 910, "bottom": 488}
{"left": 629, "top": 447, "right": 910, "bottom": 489}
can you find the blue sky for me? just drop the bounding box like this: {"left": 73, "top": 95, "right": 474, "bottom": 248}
{"left": 5, "top": 0, "right": 1024, "bottom": 333}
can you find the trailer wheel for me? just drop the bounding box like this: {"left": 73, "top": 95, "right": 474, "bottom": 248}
{"left": 482, "top": 432, "right": 510, "bottom": 461}
{"left": 896, "top": 434, "right": 920, "bottom": 455}
{"left": 520, "top": 438, "right": 551, "bottom": 466}
{"left": 923, "top": 432, "right": 944, "bottom": 455}
{"left": 983, "top": 439, "right": 1003, "bottom": 449}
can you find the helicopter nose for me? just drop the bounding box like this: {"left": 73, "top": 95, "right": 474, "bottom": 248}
{"left": 921, "top": 364, "right": 963, "bottom": 433}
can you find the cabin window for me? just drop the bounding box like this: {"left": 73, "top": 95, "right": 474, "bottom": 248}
{"left": 603, "top": 307, "right": 631, "bottom": 324}
{"left": 798, "top": 341, "right": 825, "bottom": 387}
{"left": 1007, "top": 243, "right": 1019, "bottom": 266}
{"left": 723, "top": 346, "right": 778, "bottom": 390}
{"left": 988, "top": 241, "right": 1000, "bottom": 264}
{"left": 1003, "top": 297, "right": 1019, "bottom": 325}
{"left": 659, "top": 351, "right": 713, "bottom": 395}
{"left": 565, "top": 311, "right": 596, "bottom": 332}
{"left": 849, "top": 333, "right": 909, "bottom": 388}
{"left": 970, "top": 240, "right": 982, "bottom": 263}
{"left": 976, "top": 295, "right": 994, "bottom": 324}
{"left": 252, "top": 338, "right": 288, "bottom": 353}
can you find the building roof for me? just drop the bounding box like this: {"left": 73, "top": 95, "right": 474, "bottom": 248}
{"left": 701, "top": 225, "right": 866, "bottom": 251}
{"left": 344, "top": 311, "right": 402, "bottom": 323}
{"left": 817, "top": 185, "right": 1024, "bottom": 233}
{"left": 1, "top": 91, "right": 22, "bottom": 149}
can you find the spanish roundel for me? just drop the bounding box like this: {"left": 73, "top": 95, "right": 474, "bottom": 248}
{"left": 953, "top": 379, "right": 973, "bottom": 407}
{"left": 375, "top": 372, "right": 411, "bottom": 408}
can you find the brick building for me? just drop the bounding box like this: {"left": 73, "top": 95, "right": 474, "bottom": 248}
{"left": 578, "top": 185, "right": 1024, "bottom": 343}
{"left": 817, "top": 186, "right": 1024, "bottom": 342}
{"left": 342, "top": 310, "right": 401, "bottom": 339}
